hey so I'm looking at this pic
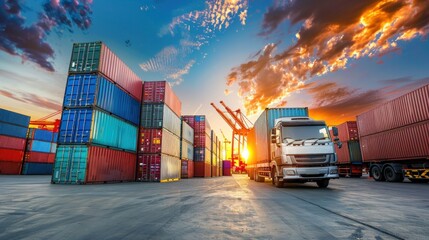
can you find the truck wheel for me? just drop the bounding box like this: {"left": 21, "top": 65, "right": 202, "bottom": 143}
{"left": 249, "top": 169, "right": 254, "bottom": 180}
{"left": 316, "top": 179, "right": 329, "bottom": 188}
{"left": 371, "top": 165, "right": 385, "bottom": 181}
{"left": 271, "top": 168, "right": 283, "bottom": 188}
{"left": 383, "top": 165, "right": 404, "bottom": 182}
{"left": 255, "top": 170, "right": 264, "bottom": 182}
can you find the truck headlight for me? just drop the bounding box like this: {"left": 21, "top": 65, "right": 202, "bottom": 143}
{"left": 285, "top": 170, "right": 296, "bottom": 176}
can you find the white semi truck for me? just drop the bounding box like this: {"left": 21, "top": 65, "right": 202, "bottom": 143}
{"left": 246, "top": 108, "right": 341, "bottom": 188}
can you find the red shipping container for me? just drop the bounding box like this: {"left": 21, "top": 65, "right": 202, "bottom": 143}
{"left": 0, "top": 135, "right": 26, "bottom": 151}
{"left": 211, "top": 166, "right": 219, "bottom": 177}
{"left": 99, "top": 44, "right": 143, "bottom": 101}
{"left": 24, "top": 152, "right": 55, "bottom": 164}
{"left": 335, "top": 142, "right": 351, "bottom": 164}
{"left": 336, "top": 121, "right": 359, "bottom": 142}
{"left": 85, "top": 147, "right": 136, "bottom": 183}
{"left": 223, "top": 160, "right": 232, "bottom": 176}
{"left": 181, "top": 159, "right": 194, "bottom": 178}
{"left": 194, "top": 132, "right": 211, "bottom": 148}
{"left": 143, "top": 81, "right": 181, "bottom": 117}
{"left": 138, "top": 128, "right": 181, "bottom": 157}
{"left": 360, "top": 120, "right": 429, "bottom": 162}
{"left": 0, "top": 161, "right": 22, "bottom": 174}
{"left": 194, "top": 161, "right": 211, "bottom": 177}
{"left": 357, "top": 84, "right": 429, "bottom": 137}
{"left": 137, "top": 154, "right": 181, "bottom": 182}
{"left": 0, "top": 148, "right": 24, "bottom": 162}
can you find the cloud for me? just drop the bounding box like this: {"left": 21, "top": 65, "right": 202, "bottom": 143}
{"left": 0, "top": 0, "right": 93, "bottom": 72}
{"left": 167, "top": 60, "right": 196, "bottom": 86}
{"left": 0, "top": 88, "right": 61, "bottom": 111}
{"left": 227, "top": 0, "right": 429, "bottom": 114}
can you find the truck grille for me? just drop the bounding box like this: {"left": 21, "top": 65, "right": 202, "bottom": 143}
{"left": 292, "top": 154, "right": 330, "bottom": 165}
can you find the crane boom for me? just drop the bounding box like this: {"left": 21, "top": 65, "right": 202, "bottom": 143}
{"left": 210, "top": 103, "right": 240, "bottom": 133}
{"left": 219, "top": 101, "right": 249, "bottom": 131}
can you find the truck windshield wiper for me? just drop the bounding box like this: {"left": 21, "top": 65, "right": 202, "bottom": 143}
{"left": 311, "top": 137, "right": 328, "bottom": 145}
{"left": 286, "top": 139, "right": 302, "bottom": 146}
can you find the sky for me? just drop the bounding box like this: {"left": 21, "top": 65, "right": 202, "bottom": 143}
{"left": 1, "top": 0, "right": 429, "bottom": 143}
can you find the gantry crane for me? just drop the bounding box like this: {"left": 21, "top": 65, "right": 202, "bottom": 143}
{"left": 210, "top": 101, "right": 252, "bottom": 171}
{"left": 219, "top": 129, "right": 231, "bottom": 160}
{"left": 29, "top": 109, "right": 62, "bottom": 132}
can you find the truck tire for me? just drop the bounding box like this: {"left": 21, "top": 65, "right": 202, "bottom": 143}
{"left": 371, "top": 165, "right": 385, "bottom": 181}
{"left": 249, "top": 169, "right": 254, "bottom": 180}
{"left": 383, "top": 165, "right": 404, "bottom": 182}
{"left": 271, "top": 168, "right": 283, "bottom": 188}
{"left": 316, "top": 179, "right": 329, "bottom": 188}
{"left": 254, "top": 170, "right": 264, "bottom": 182}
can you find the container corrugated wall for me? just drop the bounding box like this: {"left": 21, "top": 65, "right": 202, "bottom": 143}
{"left": 27, "top": 140, "right": 52, "bottom": 153}
{"left": 0, "top": 135, "right": 27, "bottom": 150}
{"left": 140, "top": 103, "right": 181, "bottom": 136}
{"left": 52, "top": 145, "right": 136, "bottom": 184}
{"left": 0, "top": 108, "right": 30, "bottom": 127}
{"left": 180, "top": 141, "right": 194, "bottom": 160}
{"left": 181, "top": 160, "right": 194, "bottom": 178}
{"left": 143, "top": 81, "right": 181, "bottom": 117}
{"left": 181, "top": 120, "right": 194, "bottom": 143}
{"left": 138, "top": 128, "right": 180, "bottom": 157}
{"left": 357, "top": 84, "right": 429, "bottom": 137}
{"left": 22, "top": 162, "right": 53, "bottom": 175}
{"left": 136, "top": 154, "right": 181, "bottom": 182}
{"left": 360, "top": 121, "right": 429, "bottom": 162}
{"left": 0, "top": 122, "right": 29, "bottom": 139}
{"left": 253, "top": 108, "right": 309, "bottom": 164}
{"left": 59, "top": 108, "right": 137, "bottom": 151}
{"left": 27, "top": 129, "right": 54, "bottom": 142}
{"left": 63, "top": 74, "right": 140, "bottom": 125}
{"left": 336, "top": 121, "right": 359, "bottom": 142}
{"left": 68, "top": 42, "right": 143, "bottom": 101}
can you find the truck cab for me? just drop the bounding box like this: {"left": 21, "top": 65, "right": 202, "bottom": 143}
{"left": 270, "top": 117, "right": 340, "bottom": 188}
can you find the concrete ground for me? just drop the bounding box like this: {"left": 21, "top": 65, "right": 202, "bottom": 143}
{"left": 0, "top": 174, "right": 428, "bottom": 240}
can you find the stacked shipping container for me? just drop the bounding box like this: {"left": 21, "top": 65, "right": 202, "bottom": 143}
{"left": 0, "top": 109, "right": 30, "bottom": 174}
{"left": 334, "top": 122, "right": 363, "bottom": 177}
{"left": 137, "top": 81, "right": 182, "bottom": 182}
{"left": 180, "top": 120, "right": 194, "bottom": 178}
{"left": 357, "top": 84, "right": 429, "bottom": 162}
{"left": 182, "top": 115, "right": 212, "bottom": 177}
{"left": 22, "top": 129, "right": 58, "bottom": 175}
{"left": 52, "top": 41, "right": 142, "bottom": 184}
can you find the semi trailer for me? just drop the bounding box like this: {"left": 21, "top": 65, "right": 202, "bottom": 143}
{"left": 247, "top": 108, "right": 341, "bottom": 188}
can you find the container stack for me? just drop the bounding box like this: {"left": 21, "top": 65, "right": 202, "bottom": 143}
{"left": 210, "top": 131, "right": 220, "bottom": 177}
{"left": 357, "top": 84, "right": 429, "bottom": 164}
{"left": 180, "top": 119, "right": 194, "bottom": 178}
{"left": 217, "top": 139, "right": 222, "bottom": 176}
{"left": 137, "top": 81, "right": 182, "bottom": 182}
{"left": 334, "top": 121, "right": 363, "bottom": 177}
{"left": 0, "top": 109, "right": 30, "bottom": 174}
{"left": 182, "top": 115, "right": 212, "bottom": 177}
{"left": 52, "top": 41, "right": 142, "bottom": 184}
{"left": 22, "top": 129, "right": 58, "bottom": 175}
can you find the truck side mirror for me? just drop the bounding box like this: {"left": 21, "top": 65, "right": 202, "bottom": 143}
{"left": 271, "top": 128, "right": 277, "bottom": 144}
{"left": 337, "top": 141, "right": 343, "bottom": 149}
{"left": 332, "top": 127, "right": 339, "bottom": 137}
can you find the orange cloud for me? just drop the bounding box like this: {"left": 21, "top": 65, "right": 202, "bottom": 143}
{"left": 227, "top": 0, "right": 429, "bottom": 114}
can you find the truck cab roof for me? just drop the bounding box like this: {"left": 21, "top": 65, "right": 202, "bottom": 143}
{"left": 275, "top": 117, "right": 327, "bottom": 127}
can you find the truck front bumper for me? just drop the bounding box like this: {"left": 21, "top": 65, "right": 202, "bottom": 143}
{"left": 282, "top": 166, "right": 339, "bottom": 180}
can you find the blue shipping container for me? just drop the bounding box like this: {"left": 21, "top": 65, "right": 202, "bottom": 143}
{"left": 27, "top": 140, "right": 52, "bottom": 153}
{"left": 28, "top": 128, "right": 54, "bottom": 142}
{"left": 63, "top": 74, "right": 140, "bottom": 125}
{"left": 0, "top": 108, "right": 30, "bottom": 127}
{"left": 53, "top": 132, "right": 59, "bottom": 143}
{"left": 0, "top": 122, "right": 29, "bottom": 139}
{"left": 59, "top": 108, "right": 137, "bottom": 151}
{"left": 266, "top": 108, "right": 309, "bottom": 129}
{"left": 52, "top": 145, "right": 88, "bottom": 184}
{"left": 22, "top": 162, "right": 53, "bottom": 175}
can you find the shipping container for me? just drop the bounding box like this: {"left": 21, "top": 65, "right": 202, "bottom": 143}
{"left": 336, "top": 121, "right": 359, "bottom": 142}
{"left": 180, "top": 140, "right": 194, "bottom": 160}
{"left": 140, "top": 103, "right": 181, "bottom": 137}
{"left": 68, "top": 42, "right": 143, "bottom": 101}
{"left": 27, "top": 128, "right": 54, "bottom": 142}
{"left": 357, "top": 84, "right": 429, "bottom": 137}
{"left": 53, "top": 132, "right": 59, "bottom": 143}
{"left": 22, "top": 162, "right": 53, "bottom": 175}
{"left": 59, "top": 108, "right": 137, "bottom": 151}
{"left": 63, "top": 74, "right": 140, "bottom": 125}
{"left": 193, "top": 132, "right": 211, "bottom": 148}
{"left": 52, "top": 145, "right": 136, "bottom": 184}
{"left": 182, "top": 115, "right": 212, "bottom": 136}
{"left": 136, "top": 154, "right": 181, "bottom": 182}
{"left": 24, "top": 152, "right": 55, "bottom": 164}
{"left": 138, "top": 128, "right": 180, "bottom": 157}
{"left": 50, "top": 143, "right": 57, "bottom": 153}
{"left": 181, "top": 120, "right": 194, "bottom": 144}
{"left": 223, "top": 160, "right": 232, "bottom": 176}
{"left": 0, "top": 122, "right": 29, "bottom": 139}
{"left": 26, "top": 140, "right": 51, "bottom": 153}
{"left": 194, "top": 147, "right": 211, "bottom": 163}
{"left": 0, "top": 161, "right": 22, "bottom": 174}
{"left": 0, "top": 149, "right": 24, "bottom": 162}
{"left": 0, "top": 108, "right": 30, "bottom": 127}
{"left": 348, "top": 141, "right": 363, "bottom": 163}
{"left": 0, "top": 135, "right": 26, "bottom": 150}
{"left": 360, "top": 121, "right": 429, "bottom": 162}
{"left": 194, "top": 161, "right": 211, "bottom": 178}
{"left": 181, "top": 159, "right": 194, "bottom": 178}
{"left": 143, "top": 81, "right": 181, "bottom": 117}
{"left": 251, "top": 108, "right": 309, "bottom": 164}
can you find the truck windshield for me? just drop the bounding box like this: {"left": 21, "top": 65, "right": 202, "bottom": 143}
{"left": 281, "top": 125, "right": 330, "bottom": 141}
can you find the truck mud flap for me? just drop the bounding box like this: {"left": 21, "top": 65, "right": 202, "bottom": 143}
{"left": 404, "top": 169, "right": 429, "bottom": 179}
